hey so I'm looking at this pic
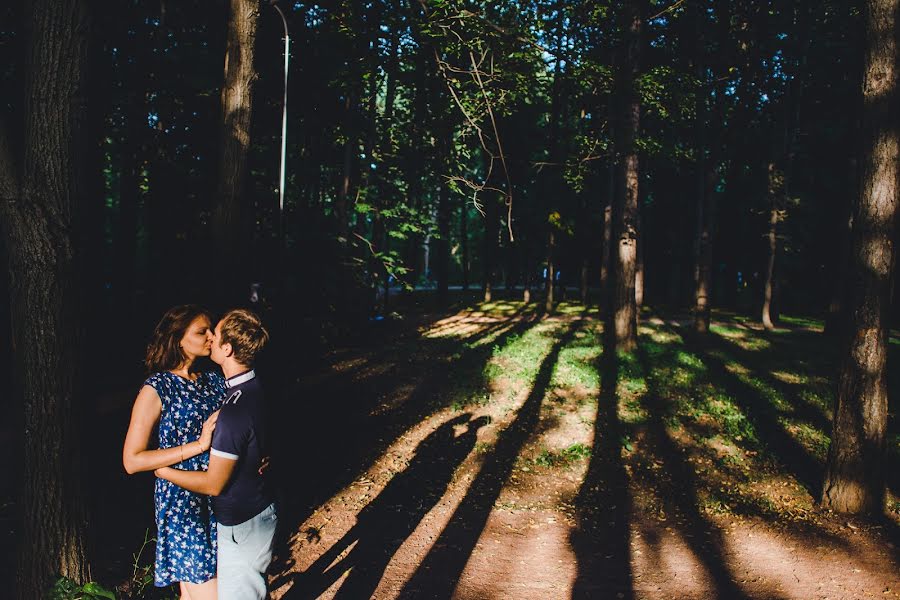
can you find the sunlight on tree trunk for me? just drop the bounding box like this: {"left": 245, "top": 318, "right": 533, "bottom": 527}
{"left": 213, "top": 0, "right": 258, "bottom": 299}
{"left": 611, "top": 0, "right": 645, "bottom": 353}
{"left": 761, "top": 163, "right": 782, "bottom": 330}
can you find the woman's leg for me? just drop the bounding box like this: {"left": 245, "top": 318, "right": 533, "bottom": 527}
{"left": 182, "top": 579, "right": 217, "bottom": 600}
{"left": 180, "top": 582, "right": 192, "bottom": 600}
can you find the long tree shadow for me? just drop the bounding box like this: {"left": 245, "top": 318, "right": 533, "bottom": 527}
{"left": 635, "top": 340, "right": 759, "bottom": 600}
{"left": 396, "top": 319, "right": 582, "bottom": 599}
{"left": 279, "top": 413, "right": 489, "bottom": 599}
{"left": 677, "top": 325, "right": 824, "bottom": 496}
{"left": 570, "top": 345, "right": 635, "bottom": 599}
{"left": 268, "top": 305, "right": 543, "bottom": 582}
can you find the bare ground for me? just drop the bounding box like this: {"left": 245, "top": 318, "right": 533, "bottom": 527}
{"left": 263, "top": 306, "right": 900, "bottom": 600}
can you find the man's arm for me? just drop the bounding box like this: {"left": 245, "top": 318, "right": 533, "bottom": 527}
{"left": 155, "top": 454, "right": 237, "bottom": 496}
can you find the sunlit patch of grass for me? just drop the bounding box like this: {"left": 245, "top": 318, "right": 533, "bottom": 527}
{"left": 463, "top": 321, "right": 565, "bottom": 410}
{"left": 534, "top": 442, "right": 592, "bottom": 468}
{"left": 620, "top": 396, "right": 649, "bottom": 425}
{"left": 779, "top": 314, "right": 824, "bottom": 330}
{"left": 551, "top": 302, "right": 601, "bottom": 317}
{"left": 781, "top": 420, "right": 830, "bottom": 459}
{"left": 474, "top": 441, "right": 493, "bottom": 454}
{"left": 770, "top": 370, "right": 806, "bottom": 385}
{"left": 551, "top": 333, "right": 601, "bottom": 392}
{"left": 797, "top": 387, "right": 832, "bottom": 413}
{"left": 642, "top": 326, "right": 681, "bottom": 345}
{"left": 478, "top": 300, "right": 525, "bottom": 315}
{"left": 697, "top": 395, "right": 759, "bottom": 443}
{"left": 711, "top": 325, "right": 771, "bottom": 351}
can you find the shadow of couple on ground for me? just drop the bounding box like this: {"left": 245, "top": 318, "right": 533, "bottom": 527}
{"left": 277, "top": 413, "right": 489, "bottom": 599}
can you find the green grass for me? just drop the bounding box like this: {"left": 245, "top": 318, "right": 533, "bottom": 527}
{"left": 425, "top": 301, "right": 897, "bottom": 522}
{"left": 534, "top": 442, "right": 592, "bottom": 468}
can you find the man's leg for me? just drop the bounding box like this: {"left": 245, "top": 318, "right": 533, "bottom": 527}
{"left": 217, "top": 504, "right": 277, "bottom": 600}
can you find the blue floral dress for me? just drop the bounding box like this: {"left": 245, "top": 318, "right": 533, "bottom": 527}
{"left": 144, "top": 370, "right": 226, "bottom": 587}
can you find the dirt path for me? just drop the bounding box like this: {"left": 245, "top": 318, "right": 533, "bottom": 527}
{"left": 267, "top": 307, "right": 900, "bottom": 600}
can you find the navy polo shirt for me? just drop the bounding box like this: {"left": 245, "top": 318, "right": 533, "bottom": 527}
{"left": 210, "top": 369, "right": 273, "bottom": 526}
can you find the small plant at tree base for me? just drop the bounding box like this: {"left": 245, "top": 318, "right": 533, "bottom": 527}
{"left": 49, "top": 577, "right": 116, "bottom": 600}
{"left": 126, "top": 528, "right": 156, "bottom": 598}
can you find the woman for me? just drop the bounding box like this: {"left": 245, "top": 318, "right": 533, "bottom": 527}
{"left": 123, "top": 305, "right": 226, "bottom": 600}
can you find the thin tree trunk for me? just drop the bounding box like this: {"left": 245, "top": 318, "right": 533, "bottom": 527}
{"left": 460, "top": 195, "right": 469, "bottom": 290}
{"left": 821, "top": 0, "right": 898, "bottom": 515}
{"left": 600, "top": 165, "right": 614, "bottom": 310}
{"left": 337, "top": 91, "right": 355, "bottom": 242}
{"left": 436, "top": 178, "right": 451, "bottom": 299}
{"left": 635, "top": 206, "right": 644, "bottom": 311}
{"left": 545, "top": 230, "right": 555, "bottom": 312}
{"left": 692, "top": 3, "right": 713, "bottom": 333}
{"left": 212, "top": 0, "right": 258, "bottom": 301}
{"left": 761, "top": 163, "right": 780, "bottom": 330}
{"left": 611, "top": 0, "right": 645, "bottom": 353}
{"left": 0, "top": 1, "right": 93, "bottom": 595}
{"left": 482, "top": 151, "right": 497, "bottom": 303}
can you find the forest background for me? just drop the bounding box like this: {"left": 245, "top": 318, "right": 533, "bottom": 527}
{"left": 0, "top": 0, "right": 898, "bottom": 598}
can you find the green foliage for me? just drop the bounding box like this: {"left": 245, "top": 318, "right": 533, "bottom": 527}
{"left": 50, "top": 578, "right": 116, "bottom": 600}
{"left": 534, "top": 442, "right": 592, "bottom": 468}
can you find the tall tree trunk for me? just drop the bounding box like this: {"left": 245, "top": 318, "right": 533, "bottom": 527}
{"left": 545, "top": 230, "right": 556, "bottom": 312}
{"left": 635, "top": 208, "right": 644, "bottom": 311}
{"left": 599, "top": 165, "right": 614, "bottom": 310}
{"left": 482, "top": 151, "right": 497, "bottom": 303}
{"left": 611, "top": 0, "right": 645, "bottom": 353}
{"left": 460, "top": 195, "right": 469, "bottom": 290}
{"left": 821, "top": 0, "right": 898, "bottom": 514}
{"left": 337, "top": 91, "right": 355, "bottom": 243}
{"left": 692, "top": 2, "right": 713, "bottom": 333}
{"left": 436, "top": 177, "right": 451, "bottom": 299}
{"left": 0, "top": 0, "right": 93, "bottom": 595}
{"left": 212, "top": 0, "right": 258, "bottom": 301}
{"left": 761, "top": 163, "right": 781, "bottom": 330}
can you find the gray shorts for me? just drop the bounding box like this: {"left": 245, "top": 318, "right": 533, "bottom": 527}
{"left": 217, "top": 503, "right": 277, "bottom": 600}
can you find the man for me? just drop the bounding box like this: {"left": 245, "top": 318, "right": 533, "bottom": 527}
{"left": 156, "top": 308, "right": 276, "bottom": 599}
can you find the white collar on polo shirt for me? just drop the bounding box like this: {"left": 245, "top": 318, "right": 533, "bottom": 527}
{"left": 225, "top": 369, "right": 256, "bottom": 388}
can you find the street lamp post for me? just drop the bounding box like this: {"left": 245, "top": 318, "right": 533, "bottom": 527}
{"left": 271, "top": 0, "right": 290, "bottom": 241}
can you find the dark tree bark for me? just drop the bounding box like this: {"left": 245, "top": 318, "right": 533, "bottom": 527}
{"left": 0, "top": 0, "right": 93, "bottom": 595}
{"left": 212, "top": 0, "right": 259, "bottom": 299}
{"left": 337, "top": 90, "right": 356, "bottom": 243}
{"left": 435, "top": 173, "right": 451, "bottom": 299}
{"left": 692, "top": 1, "right": 713, "bottom": 333}
{"left": 611, "top": 0, "right": 645, "bottom": 353}
{"left": 460, "top": 195, "right": 469, "bottom": 290}
{"left": 599, "top": 165, "right": 614, "bottom": 310}
{"left": 545, "top": 230, "right": 556, "bottom": 312}
{"left": 821, "top": 0, "right": 898, "bottom": 514}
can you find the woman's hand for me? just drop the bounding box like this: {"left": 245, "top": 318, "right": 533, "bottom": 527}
{"left": 198, "top": 410, "right": 220, "bottom": 451}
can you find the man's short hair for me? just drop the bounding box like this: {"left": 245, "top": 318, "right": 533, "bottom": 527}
{"left": 219, "top": 308, "right": 269, "bottom": 366}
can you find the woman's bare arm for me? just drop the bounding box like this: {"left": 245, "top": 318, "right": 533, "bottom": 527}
{"left": 122, "top": 385, "right": 217, "bottom": 474}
